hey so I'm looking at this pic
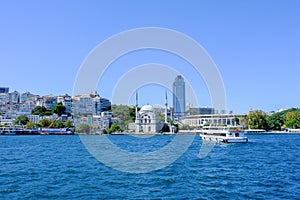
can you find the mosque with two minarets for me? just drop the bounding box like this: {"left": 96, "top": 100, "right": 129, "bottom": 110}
{"left": 128, "top": 91, "right": 175, "bottom": 134}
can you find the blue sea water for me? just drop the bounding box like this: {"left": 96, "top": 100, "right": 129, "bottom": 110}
{"left": 0, "top": 134, "right": 299, "bottom": 199}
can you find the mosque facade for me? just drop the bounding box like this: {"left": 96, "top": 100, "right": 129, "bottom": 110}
{"left": 134, "top": 104, "right": 164, "bottom": 133}
{"left": 128, "top": 91, "right": 170, "bottom": 134}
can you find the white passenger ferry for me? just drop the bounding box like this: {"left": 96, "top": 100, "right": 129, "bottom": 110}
{"left": 200, "top": 126, "right": 248, "bottom": 143}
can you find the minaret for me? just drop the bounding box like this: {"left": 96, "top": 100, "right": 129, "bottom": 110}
{"left": 135, "top": 90, "right": 138, "bottom": 122}
{"left": 165, "top": 90, "right": 168, "bottom": 123}
{"left": 135, "top": 91, "right": 139, "bottom": 133}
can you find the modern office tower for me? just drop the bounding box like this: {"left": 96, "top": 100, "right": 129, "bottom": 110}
{"left": 173, "top": 75, "right": 186, "bottom": 115}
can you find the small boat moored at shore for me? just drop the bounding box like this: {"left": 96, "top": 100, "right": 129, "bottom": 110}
{"left": 244, "top": 129, "right": 267, "bottom": 134}
{"left": 200, "top": 126, "right": 248, "bottom": 143}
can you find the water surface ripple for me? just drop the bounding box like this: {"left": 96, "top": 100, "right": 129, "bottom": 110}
{"left": 0, "top": 134, "right": 299, "bottom": 199}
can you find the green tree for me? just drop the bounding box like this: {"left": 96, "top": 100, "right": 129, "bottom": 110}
{"left": 38, "top": 119, "right": 52, "bottom": 128}
{"left": 44, "top": 110, "right": 53, "bottom": 116}
{"left": 232, "top": 117, "right": 240, "bottom": 125}
{"left": 265, "top": 108, "right": 300, "bottom": 130}
{"left": 167, "top": 118, "right": 178, "bottom": 133}
{"left": 52, "top": 103, "right": 66, "bottom": 116}
{"left": 65, "top": 120, "right": 72, "bottom": 128}
{"left": 267, "top": 114, "right": 284, "bottom": 130}
{"left": 102, "top": 129, "right": 108, "bottom": 134}
{"left": 158, "top": 111, "right": 165, "bottom": 122}
{"left": 15, "top": 115, "right": 29, "bottom": 125}
{"left": 129, "top": 107, "right": 137, "bottom": 122}
{"left": 26, "top": 121, "right": 35, "bottom": 129}
{"left": 111, "top": 105, "right": 136, "bottom": 129}
{"left": 161, "top": 123, "right": 170, "bottom": 132}
{"left": 32, "top": 106, "right": 47, "bottom": 115}
{"left": 75, "top": 123, "right": 91, "bottom": 134}
{"left": 286, "top": 112, "right": 297, "bottom": 121}
{"left": 54, "top": 121, "right": 65, "bottom": 128}
{"left": 284, "top": 109, "right": 300, "bottom": 128}
{"left": 246, "top": 110, "right": 269, "bottom": 130}
{"left": 286, "top": 119, "right": 296, "bottom": 128}
{"left": 107, "top": 123, "right": 123, "bottom": 134}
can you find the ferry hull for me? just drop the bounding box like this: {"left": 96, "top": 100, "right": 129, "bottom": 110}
{"left": 200, "top": 135, "right": 248, "bottom": 143}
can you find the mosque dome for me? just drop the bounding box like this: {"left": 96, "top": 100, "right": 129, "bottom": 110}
{"left": 140, "top": 104, "right": 154, "bottom": 112}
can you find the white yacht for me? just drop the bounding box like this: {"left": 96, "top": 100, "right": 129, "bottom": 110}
{"left": 200, "top": 126, "right": 248, "bottom": 143}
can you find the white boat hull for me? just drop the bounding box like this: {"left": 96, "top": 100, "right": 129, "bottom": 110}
{"left": 200, "top": 135, "right": 248, "bottom": 143}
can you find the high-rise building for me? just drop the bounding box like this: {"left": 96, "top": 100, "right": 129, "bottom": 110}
{"left": 173, "top": 75, "right": 186, "bottom": 114}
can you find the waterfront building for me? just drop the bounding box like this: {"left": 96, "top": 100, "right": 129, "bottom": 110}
{"left": 173, "top": 75, "right": 186, "bottom": 116}
{"left": 28, "top": 115, "right": 44, "bottom": 124}
{"left": 93, "top": 115, "right": 110, "bottom": 130}
{"left": 73, "top": 116, "right": 93, "bottom": 125}
{"left": 129, "top": 92, "right": 165, "bottom": 133}
{"left": 0, "top": 116, "right": 14, "bottom": 126}
{"left": 187, "top": 107, "right": 215, "bottom": 115}
{"left": 92, "top": 111, "right": 116, "bottom": 131}
{"left": 181, "top": 113, "right": 246, "bottom": 128}
{"left": 131, "top": 104, "right": 164, "bottom": 133}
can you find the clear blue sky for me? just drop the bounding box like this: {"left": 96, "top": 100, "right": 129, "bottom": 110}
{"left": 1, "top": 0, "right": 299, "bottom": 113}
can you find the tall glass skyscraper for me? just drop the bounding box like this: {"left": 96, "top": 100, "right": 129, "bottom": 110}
{"left": 173, "top": 75, "right": 186, "bottom": 114}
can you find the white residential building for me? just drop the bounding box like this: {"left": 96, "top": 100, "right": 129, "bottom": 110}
{"left": 0, "top": 93, "right": 9, "bottom": 105}
{"left": 92, "top": 115, "right": 111, "bottom": 130}
{"left": 43, "top": 95, "right": 57, "bottom": 110}
{"left": 57, "top": 94, "right": 72, "bottom": 114}
{"left": 9, "top": 91, "right": 20, "bottom": 103}
{"left": 72, "top": 94, "right": 93, "bottom": 115}
{"left": 35, "top": 96, "right": 44, "bottom": 107}
{"left": 19, "top": 101, "right": 36, "bottom": 116}
{"left": 71, "top": 91, "right": 111, "bottom": 118}
{"left": 21, "top": 92, "right": 35, "bottom": 103}
{"left": 29, "top": 115, "right": 44, "bottom": 124}
{"left": 0, "top": 116, "right": 14, "bottom": 126}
